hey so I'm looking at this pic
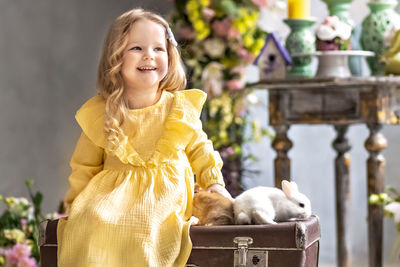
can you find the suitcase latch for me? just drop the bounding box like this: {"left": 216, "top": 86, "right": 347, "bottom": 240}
{"left": 233, "top": 236, "right": 253, "bottom": 267}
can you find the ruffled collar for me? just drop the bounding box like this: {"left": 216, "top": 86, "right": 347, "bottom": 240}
{"left": 76, "top": 89, "right": 207, "bottom": 167}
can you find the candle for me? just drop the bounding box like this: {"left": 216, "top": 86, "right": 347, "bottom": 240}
{"left": 288, "top": 0, "right": 310, "bottom": 19}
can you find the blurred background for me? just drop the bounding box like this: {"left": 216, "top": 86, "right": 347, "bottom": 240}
{"left": 0, "top": 0, "right": 399, "bottom": 266}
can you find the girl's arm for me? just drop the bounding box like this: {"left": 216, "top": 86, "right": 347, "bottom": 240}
{"left": 64, "top": 132, "right": 104, "bottom": 214}
{"left": 185, "top": 120, "right": 230, "bottom": 195}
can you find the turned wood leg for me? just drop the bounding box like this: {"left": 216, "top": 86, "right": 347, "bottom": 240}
{"left": 271, "top": 125, "right": 293, "bottom": 188}
{"left": 365, "top": 123, "right": 387, "bottom": 267}
{"left": 332, "top": 125, "right": 351, "bottom": 267}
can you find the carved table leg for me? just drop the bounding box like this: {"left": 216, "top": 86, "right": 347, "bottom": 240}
{"left": 365, "top": 123, "right": 387, "bottom": 267}
{"left": 332, "top": 125, "right": 351, "bottom": 267}
{"left": 271, "top": 125, "right": 293, "bottom": 188}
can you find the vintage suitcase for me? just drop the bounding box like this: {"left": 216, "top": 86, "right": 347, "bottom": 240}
{"left": 39, "top": 215, "right": 320, "bottom": 267}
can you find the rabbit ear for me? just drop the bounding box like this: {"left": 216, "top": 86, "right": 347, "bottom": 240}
{"left": 290, "top": 181, "right": 299, "bottom": 192}
{"left": 282, "top": 180, "right": 293, "bottom": 197}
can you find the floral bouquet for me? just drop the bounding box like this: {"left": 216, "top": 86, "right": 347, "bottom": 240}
{"left": 315, "top": 16, "right": 352, "bottom": 51}
{"left": 369, "top": 186, "right": 400, "bottom": 262}
{"left": 0, "top": 180, "right": 65, "bottom": 267}
{"left": 168, "top": 0, "right": 278, "bottom": 196}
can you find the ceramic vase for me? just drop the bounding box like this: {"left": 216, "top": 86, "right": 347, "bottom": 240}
{"left": 361, "top": 0, "right": 400, "bottom": 75}
{"left": 322, "top": 0, "right": 354, "bottom": 26}
{"left": 284, "top": 18, "right": 316, "bottom": 78}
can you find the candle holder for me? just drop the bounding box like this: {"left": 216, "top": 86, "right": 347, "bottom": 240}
{"left": 284, "top": 18, "right": 317, "bottom": 78}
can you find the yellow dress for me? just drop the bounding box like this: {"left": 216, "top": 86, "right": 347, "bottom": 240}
{"left": 57, "top": 89, "right": 225, "bottom": 267}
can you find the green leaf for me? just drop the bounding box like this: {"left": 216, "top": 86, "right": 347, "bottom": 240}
{"left": 33, "top": 192, "right": 43, "bottom": 207}
{"left": 25, "top": 179, "right": 34, "bottom": 188}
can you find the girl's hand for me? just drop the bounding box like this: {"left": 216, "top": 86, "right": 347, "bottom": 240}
{"left": 207, "top": 184, "right": 233, "bottom": 200}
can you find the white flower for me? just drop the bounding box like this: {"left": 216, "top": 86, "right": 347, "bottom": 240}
{"left": 316, "top": 16, "right": 352, "bottom": 41}
{"left": 385, "top": 202, "right": 400, "bottom": 224}
{"left": 201, "top": 62, "right": 224, "bottom": 97}
{"left": 246, "top": 93, "right": 259, "bottom": 105}
{"left": 203, "top": 38, "right": 226, "bottom": 58}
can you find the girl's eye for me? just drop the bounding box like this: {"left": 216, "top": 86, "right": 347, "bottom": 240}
{"left": 130, "top": 46, "right": 141, "bottom": 51}
{"left": 155, "top": 47, "right": 165, "bottom": 51}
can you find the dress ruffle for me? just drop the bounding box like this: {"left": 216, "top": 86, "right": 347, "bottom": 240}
{"left": 75, "top": 90, "right": 207, "bottom": 167}
{"left": 75, "top": 95, "right": 106, "bottom": 148}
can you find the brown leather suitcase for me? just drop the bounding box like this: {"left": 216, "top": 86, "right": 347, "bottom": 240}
{"left": 39, "top": 215, "right": 320, "bottom": 267}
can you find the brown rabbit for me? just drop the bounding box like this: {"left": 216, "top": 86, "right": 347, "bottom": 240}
{"left": 192, "top": 185, "right": 234, "bottom": 225}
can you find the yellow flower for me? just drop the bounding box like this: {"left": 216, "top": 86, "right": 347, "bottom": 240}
{"left": 252, "top": 120, "right": 262, "bottom": 142}
{"left": 197, "top": 28, "right": 210, "bottom": 41}
{"left": 200, "top": 0, "right": 210, "bottom": 7}
{"left": 186, "top": 0, "right": 199, "bottom": 13}
{"left": 235, "top": 117, "right": 243, "bottom": 124}
{"left": 250, "top": 12, "right": 259, "bottom": 22}
{"left": 238, "top": 8, "right": 248, "bottom": 18}
{"left": 244, "top": 34, "right": 254, "bottom": 48}
{"left": 219, "top": 130, "right": 228, "bottom": 140}
{"left": 190, "top": 9, "right": 201, "bottom": 21}
{"left": 244, "top": 17, "right": 256, "bottom": 28}
{"left": 369, "top": 194, "right": 379, "bottom": 204}
{"left": 251, "top": 38, "right": 265, "bottom": 54}
{"left": 4, "top": 229, "right": 26, "bottom": 243}
{"left": 193, "top": 20, "right": 206, "bottom": 31}
{"left": 233, "top": 20, "right": 246, "bottom": 34}
{"left": 5, "top": 197, "right": 15, "bottom": 207}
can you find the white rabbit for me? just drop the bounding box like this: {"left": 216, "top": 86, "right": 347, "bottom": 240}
{"left": 233, "top": 180, "right": 311, "bottom": 225}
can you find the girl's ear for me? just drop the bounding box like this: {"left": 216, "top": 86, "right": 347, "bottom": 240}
{"left": 281, "top": 180, "right": 293, "bottom": 198}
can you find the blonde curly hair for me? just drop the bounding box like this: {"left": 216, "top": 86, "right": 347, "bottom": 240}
{"left": 97, "top": 8, "right": 187, "bottom": 151}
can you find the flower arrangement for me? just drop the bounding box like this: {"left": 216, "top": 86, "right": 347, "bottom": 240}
{"left": 315, "top": 16, "right": 352, "bottom": 51}
{"left": 168, "top": 0, "right": 279, "bottom": 195}
{"left": 369, "top": 186, "right": 400, "bottom": 261}
{"left": 0, "top": 180, "right": 65, "bottom": 267}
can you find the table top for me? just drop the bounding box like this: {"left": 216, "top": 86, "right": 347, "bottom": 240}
{"left": 248, "top": 76, "right": 400, "bottom": 90}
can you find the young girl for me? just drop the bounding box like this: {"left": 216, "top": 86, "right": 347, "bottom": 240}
{"left": 57, "top": 8, "right": 231, "bottom": 267}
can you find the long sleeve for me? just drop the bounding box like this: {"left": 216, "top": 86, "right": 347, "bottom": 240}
{"left": 64, "top": 132, "right": 104, "bottom": 213}
{"left": 185, "top": 120, "right": 225, "bottom": 189}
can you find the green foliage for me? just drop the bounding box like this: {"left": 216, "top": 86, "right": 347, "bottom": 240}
{"left": 0, "top": 179, "right": 62, "bottom": 265}
{"left": 168, "top": 0, "right": 274, "bottom": 177}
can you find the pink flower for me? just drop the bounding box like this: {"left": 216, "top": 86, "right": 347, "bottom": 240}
{"left": 5, "top": 244, "right": 37, "bottom": 267}
{"left": 11, "top": 243, "right": 31, "bottom": 258}
{"left": 178, "top": 26, "right": 196, "bottom": 40}
{"left": 5, "top": 249, "right": 19, "bottom": 265}
{"left": 220, "top": 147, "right": 235, "bottom": 159}
{"left": 237, "top": 49, "right": 256, "bottom": 64}
{"left": 202, "top": 8, "right": 215, "bottom": 20}
{"left": 226, "top": 80, "right": 244, "bottom": 91}
{"left": 17, "top": 257, "right": 37, "bottom": 267}
{"left": 21, "top": 219, "right": 27, "bottom": 231}
{"left": 55, "top": 213, "right": 68, "bottom": 220}
{"left": 232, "top": 66, "right": 245, "bottom": 75}
{"left": 228, "top": 28, "right": 241, "bottom": 39}
{"left": 212, "top": 19, "right": 232, "bottom": 38}
{"left": 251, "top": 0, "right": 269, "bottom": 8}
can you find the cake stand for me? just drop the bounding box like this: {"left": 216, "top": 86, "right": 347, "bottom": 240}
{"left": 291, "top": 50, "right": 375, "bottom": 78}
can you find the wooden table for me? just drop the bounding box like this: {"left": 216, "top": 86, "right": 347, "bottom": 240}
{"left": 249, "top": 77, "right": 400, "bottom": 267}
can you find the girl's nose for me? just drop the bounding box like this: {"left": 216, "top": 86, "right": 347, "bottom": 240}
{"left": 143, "top": 50, "right": 154, "bottom": 60}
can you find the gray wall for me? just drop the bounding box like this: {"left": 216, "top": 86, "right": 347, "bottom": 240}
{"left": 0, "top": 0, "right": 399, "bottom": 266}
{"left": 0, "top": 0, "right": 171, "bottom": 215}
